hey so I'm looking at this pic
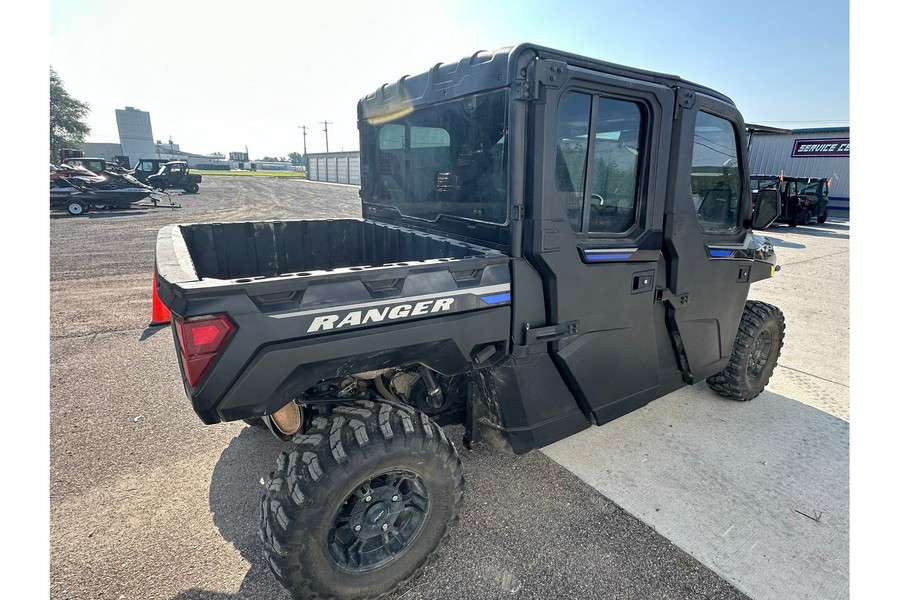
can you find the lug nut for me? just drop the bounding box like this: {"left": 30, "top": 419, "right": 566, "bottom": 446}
{"left": 391, "top": 495, "right": 399, "bottom": 502}
{"left": 354, "top": 525, "right": 361, "bottom": 532}
{"left": 365, "top": 495, "right": 372, "bottom": 502}
{"left": 382, "top": 523, "right": 389, "bottom": 531}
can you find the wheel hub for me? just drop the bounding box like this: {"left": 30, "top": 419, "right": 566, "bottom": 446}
{"left": 365, "top": 501, "right": 390, "bottom": 524}
{"left": 748, "top": 329, "right": 773, "bottom": 380}
{"left": 346, "top": 484, "right": 404, "bottom": 540}
{"left": 328, "top": 470, "right": 429, "bottom": 570}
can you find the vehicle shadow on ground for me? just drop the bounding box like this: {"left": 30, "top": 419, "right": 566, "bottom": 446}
{"left": 138, "top": 324, "right": 170, "bottom": 341}
{"left": 170, "top": 425, "right": 294, "bottom": 600}
{"left": 764, "top": 223, "right": 849, "bottom": 240}
{"left": 49, "top": 210, "right": 153, "bottom": 219}
{"left": 177, "top": 419, "right": 751, "bottom": 600}
{"left": 757, "top": 234, "right": 806, "bottom": 249}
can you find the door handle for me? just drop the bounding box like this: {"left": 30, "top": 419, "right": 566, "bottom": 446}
{"left": 524, "top": 320, "right": 580, "bottom": 345}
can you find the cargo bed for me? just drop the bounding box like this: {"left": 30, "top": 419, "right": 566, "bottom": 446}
{"left": 154, "top": 218, "right": 512, "bottom": 423}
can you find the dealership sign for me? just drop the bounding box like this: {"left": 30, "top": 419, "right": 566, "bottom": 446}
{"left": 792, "top": 138, "right": 850, "bottom": 157}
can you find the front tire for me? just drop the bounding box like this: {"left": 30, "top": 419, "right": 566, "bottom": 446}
{"left": 184, "top": 182, "right": 199, "bottom": 194}
{"left": 706, "top": 300, "right": 785, "bottom": 401}
{"left": 817, "top": 209, "right": 828, "bottom": 224}
{"left": 260, "top": 400, "right": 464, "bottom": 600}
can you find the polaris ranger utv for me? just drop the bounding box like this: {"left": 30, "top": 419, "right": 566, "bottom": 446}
{"left": 751, "top": 174, "right": 829, "bottom": 227}
{"left": 147, "top": 160, "right": 201, "bottom": 193}
{"left": 154, "top": 43, "right": 784, "bottom": 600}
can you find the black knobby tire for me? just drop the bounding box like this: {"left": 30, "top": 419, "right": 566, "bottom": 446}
{"left": 260, "top": 400, "right": 464, "bottom": 600}
{"left": 817, "top": 209, "right": 828, "bottom": 224}
{"left": 184, "top": 183, "right": 199, "bottom": 194}
{"left": 789, "top": 210, "right": 810, "bottom": 227}
{"left": 706, "top": 300, "right": 785, "bottom": 401}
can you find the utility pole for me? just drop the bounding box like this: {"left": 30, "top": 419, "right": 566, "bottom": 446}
{"left": 298, "top": 125, "right": 309, "bottom": 157}
{"left": 298, "top": 125, "right": 310, "bottom": 175}
{"left": 321, "top": 120, "right": 332, "bottom": 153}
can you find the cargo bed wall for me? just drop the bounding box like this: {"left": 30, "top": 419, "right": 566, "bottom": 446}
{"left": 180, "top": 219, "right": 486, "bottom": 280}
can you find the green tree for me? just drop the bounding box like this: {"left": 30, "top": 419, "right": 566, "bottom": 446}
{"left": 49, "top": 67, "right": 90, "bottom": 164}
{"left": 288, "top": 152, "right": 304, "bottom": 166}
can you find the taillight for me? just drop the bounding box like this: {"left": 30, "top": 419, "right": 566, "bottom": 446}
{"left": 174, "top": 315, "right": 235, "bottom": 388}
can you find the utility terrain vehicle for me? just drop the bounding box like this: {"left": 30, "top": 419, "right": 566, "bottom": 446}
{"left": 154, "top": 43, "right": 785, "bottom": 600}
{"left": 751, "top": 174, "right": 829, "bottom": 227}
{"left": 131, "top": 158, "right": 173, "bottom": 184}
{"left": 147, "top": 160, "right": 201, "bottom": 193}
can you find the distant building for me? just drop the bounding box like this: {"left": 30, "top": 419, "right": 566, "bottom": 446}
{"left": 307, "top": 151, "right": 361, "bottom": 185}
{"left": 81, "top": 106, "right": 231, "bottom": 169}
{"left": 116, "top": 107, "right": 157, "bottom": 163}
{"left": 747, "top": 125, "right": 850, "bottom": 218}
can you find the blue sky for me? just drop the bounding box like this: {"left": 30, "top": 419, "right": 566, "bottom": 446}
{"left": 46, "top": 0, "right": 849, "bottom": 158}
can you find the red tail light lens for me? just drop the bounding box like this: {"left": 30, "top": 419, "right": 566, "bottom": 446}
{"left": 174, "top": 315, "right": 235, "bottom": 387}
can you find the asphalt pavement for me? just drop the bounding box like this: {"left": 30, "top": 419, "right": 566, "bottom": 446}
{"left": 46, "top": 177, "right": 849, "bottom": 600}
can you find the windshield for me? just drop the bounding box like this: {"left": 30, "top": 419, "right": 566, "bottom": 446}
{"left": 360, "top": 90, "right": 509, "bottom": 224}
{"left": 796, "top": 180, "right": 823, "bottom": 195}
{"left": 750, "top": 178, "right": 780, "bottom": 192}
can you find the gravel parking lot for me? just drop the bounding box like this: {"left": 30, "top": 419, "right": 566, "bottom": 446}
{"left": 48, "top": 176, "right": 849, "bottom": 599}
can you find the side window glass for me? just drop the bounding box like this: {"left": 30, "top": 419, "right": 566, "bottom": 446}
{"left": 379, "top": 124, "right": 406, "bottom": 150}
{"left": 378, "top": 124, "right": 407, "bottom": 200}
{"left": 410, "top": 126, "right": 449, "bottom": 148}
{"left": 588, "top": 98, "right": 643, "bottom": 234}
{"left": 555, "top": 92, "right": 591, "bottom": 232}
{"left": 691, "top": 111, "right": 742, "bottom": 233}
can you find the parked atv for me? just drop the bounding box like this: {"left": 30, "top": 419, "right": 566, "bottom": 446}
{"left": 131, "top": 158, "right": 174, "bottom": 184}
{"left": 147, "top": 161, "right": 202, "bottom": 193}
{"left": 750, "top": 174, "right": 830, "bottom": 227}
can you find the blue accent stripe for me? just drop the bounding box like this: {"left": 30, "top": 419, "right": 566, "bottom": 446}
{"left": 709, "top": 249, "right": 736, "bottom": 258}
{"left": 481, "top": 292, "right": 511, "bottom": 305}
{"left": 585, "top": 252, "right": 633, "bottom": 261}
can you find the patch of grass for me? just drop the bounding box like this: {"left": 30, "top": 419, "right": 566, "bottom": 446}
{"left": 192, "top": 169, "right": 306, "bottom": 179}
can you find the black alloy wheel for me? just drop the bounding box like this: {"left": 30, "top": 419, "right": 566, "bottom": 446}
{"left": 328, "top": 469, "right": 429, "bottom": 571}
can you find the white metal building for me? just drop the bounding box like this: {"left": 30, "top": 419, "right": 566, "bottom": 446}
{"left": 307, "top": 151, "right": 361, "bottom": 185}
{"left": 115, "top": 107, "right": 158, "bottom": 162}
{"left": 748, "top": 126, "right": 850, "bottom": 218}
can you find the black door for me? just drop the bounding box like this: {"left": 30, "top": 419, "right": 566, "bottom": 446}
{"left": 661, "top": 90, "right": 756, "bottom": 382}
{"left": 524, "top": 67, "right": 678, "bottom": 423}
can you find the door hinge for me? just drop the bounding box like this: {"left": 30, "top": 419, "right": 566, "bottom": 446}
{"left": 657, "top": 289, "right": 690, "bottom": 308}
{"left": 511, "top": 204, "right": 525, "bottom": 221}
{"left": 675, "top": 89, "right": 696, "bottom": 120}
{"left": 514, "top": 59, "right": 568, "bottom": 101}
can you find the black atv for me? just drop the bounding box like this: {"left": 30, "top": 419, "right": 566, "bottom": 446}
{"left": 147, "top": 161, "right": 202, "bottom": 194}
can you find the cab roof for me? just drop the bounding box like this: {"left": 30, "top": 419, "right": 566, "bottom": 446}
{"left": 358, "top": 42, "right": 734, "bottom": 121}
